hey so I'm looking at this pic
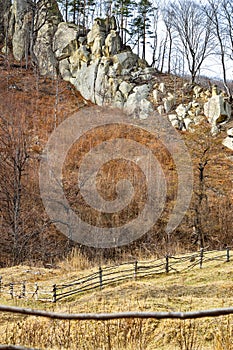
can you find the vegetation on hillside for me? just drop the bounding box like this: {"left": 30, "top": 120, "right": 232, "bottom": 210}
{"left": 0, "top": 52, "right": 232, "bottom": 266}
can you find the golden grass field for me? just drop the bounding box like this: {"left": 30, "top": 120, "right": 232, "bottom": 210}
{"left": 0, "top": 249, "right": 233, "bottom": 349}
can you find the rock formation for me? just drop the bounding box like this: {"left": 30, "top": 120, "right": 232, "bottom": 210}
{"left": 4, "top": 0, "right": 62, "bottom": 72}
{"left": 54, "top": 16, "right": 155, "bottom": 118}
{"left": 33, "top": 0, "right": 63, "bottom": 75}
{"left": 8, "top": 0, "right": 33, "bottom": 61}
{"left": 0, "top": 0, "right": 11, "bottom": 44}
{"left": 1, "top": 3, "right": 232, "bottom": 145}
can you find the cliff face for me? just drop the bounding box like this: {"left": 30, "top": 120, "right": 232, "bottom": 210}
{"left": 0, "top": 1, "right": 232, "bottom": 149}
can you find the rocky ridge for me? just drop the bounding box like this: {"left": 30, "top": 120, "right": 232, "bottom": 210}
{"left": 0, "top": 0, "right": 233, "bottom": 150}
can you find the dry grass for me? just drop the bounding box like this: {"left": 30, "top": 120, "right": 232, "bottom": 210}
{"left": 0, "top": 252, "right": 233, "bottom": 349}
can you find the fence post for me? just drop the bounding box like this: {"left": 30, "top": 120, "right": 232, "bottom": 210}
{"left": 53, "top": 284, "right": 57, "bottom": 303}
{"left": 134, "top": 261, "right": 138, "bottom": 280}
{"left": 226, "top": 247, "right": 230, "bottom": 262}
{"left": 200, "top": 248, "right": 204, "bottom": 268}
{"left": 99, "top": 266, "right": 103, "bottom": 290}
{"left": 165, "top": 255, "right": 169, "bottom": 273}
{"left": 10, "top": 283, "right": 14, "bottom": 299}
{"left": 22, "top": 281, "right": 26, "bottom": 298}
{"left": 34, "top": 283, "right": 39, "bottom": 301}
{"left": 0, "top": 276, "right": 2, "bottom": 293}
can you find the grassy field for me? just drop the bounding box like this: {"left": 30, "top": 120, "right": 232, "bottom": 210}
{"left": 0, "top": 251, "right": 233, "bottom": 349}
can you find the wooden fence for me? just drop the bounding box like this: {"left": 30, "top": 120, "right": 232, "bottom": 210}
{"left": 0, "top": 248, "right": 231, "bottom": 303}
{"left": 0, "top": 278, "right": 51, "bottom": 302}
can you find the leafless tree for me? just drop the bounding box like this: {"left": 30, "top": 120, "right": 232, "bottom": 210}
{"left": 0, "top": 115, "right": 30, "bottom": 263}
{"left": 205, "top": 0, "right": 232, "bottom": 96}
{"left": 161, "top": 6, "right": 176, "bottom": 74}
{"left": 167, "top": 0, "right": 216, "bottom": 83}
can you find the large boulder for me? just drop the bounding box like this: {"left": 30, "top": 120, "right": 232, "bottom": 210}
{"left": 53, "top": 22, "right": 78, "bottom": 60}
{"left": 112, "top": 51, "right": 139, "bottom": 72}
{"left": 70, "top": 59, "right": 101, "bottom": 102}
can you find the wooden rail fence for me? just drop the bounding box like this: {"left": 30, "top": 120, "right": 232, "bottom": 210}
{"left": 0, "top": 248, "right": 231, "bottom": 303}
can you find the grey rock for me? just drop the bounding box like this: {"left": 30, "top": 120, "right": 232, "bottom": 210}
{"left": 59, "top": 58, "right": 72, "bottom": 81}
{"left": 9, "top": 0, "right": 33, "bottom": 61}
{"left": 183, "top": 117, "right": 193, "bottom": 130}
{"left": 125, "top": 93, "right": 154, "bottom": 119}
{"left": 0, "top": 0, "right": 11, "bottom": 44}
{"left": 204, "top": 95, "right": 231, "bottom": 125}
{"left": 119, "top": 81, "right": 134, "bottom": 99}
{"left": 33, "top": 0, "right": 63, "bottom": 76}
{"left": 112, "top": 51, "right": 139, "bottom": 70}
{"left": 157, "top": 105, "right": 164, "bottom": 115}
{"left": 87, "top": 18, "right": 106, "bottom": 58}
{"left": 69, "top": 45, "right": 90, "bottom": 75}
{"left": 113, "top": 91, "right": 125, "bottom": 108}
{"left": 132, "top": 84, "right": 151, "bottom": 99}
{"left": 163, "top": 93, "right": 175, "bottom": 113}
{"left": 227, "top": 128, "right": 233, "bottom": 137}
{"left": 71, "top": 59, "right": 100, "bottom": 102}
{"left": 53, "top": 22, "right": 78, "bottom": 60}
{"left": 223, "top": 137, "right": 233, "bottom": 151}
{"left": 104, "top": 29, "right": 122, "bottom": 57}
{"left": 176, "top": 104, "right": 187, "bottom": 118}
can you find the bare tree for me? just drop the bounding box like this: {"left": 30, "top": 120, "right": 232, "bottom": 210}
{"left": 0, "top": 115, "right": 30, "bottom": 264}
{"left": 162, "top": 6, "right": 176, "bottom": 74}
{"left": 168, "top": 0, "right": 216, "bottom": 83}
{"left": 205, "top": 0, "right": 232, "bottom": 96}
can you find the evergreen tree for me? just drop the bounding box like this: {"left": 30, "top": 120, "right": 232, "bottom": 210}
{"left": 130, "top": 0, "right": 154, "bottom": 60}
{"left": 112, "top": 0, "right": 135, "bottom": 45}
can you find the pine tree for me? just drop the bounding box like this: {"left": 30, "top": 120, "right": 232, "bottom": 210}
{"left": 112, "top": 0, "right": 135, "bottom": 45}
{"left": 130, "top": 0, "right": 154, "bottom": 60}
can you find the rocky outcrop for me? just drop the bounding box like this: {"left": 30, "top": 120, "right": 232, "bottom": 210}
{"left": 33, "top": 0, "right": 63, "bottom": 75}
{"left": 7, "top": 0, "right": 34, "bottom": 61}
{"left": 1, "top": 6, "right": 232, "bottom": 133}
{"left": 0, "top": 0, "right": 11, "bottom": 44}
{"left": 4, "top": 0, "right": 62, "bottom": 74}
{"left": 50, "top": 15, "right": 233, "bottom": 126}
{"left": 54, "top": 17, "right": 156, "bottom": 119}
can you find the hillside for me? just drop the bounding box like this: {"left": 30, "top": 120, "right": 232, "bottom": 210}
{"left": 0, "top": 250, "right": 233, "bottom": 349}
{"left": 0, "top": 49, "right": 233, "bottom": 267}
{"left": 0, "top": 0, "right": 233, "bottom": 266}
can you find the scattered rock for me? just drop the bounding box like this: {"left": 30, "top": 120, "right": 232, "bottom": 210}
{"left": 163, "top": 93, "right": 175, "bottom": 113}
{"left": 204, "top": 95, "right": 231, "bottom": 134}
{"left": 223, "top": 136, "right": 233, "bottom": 151}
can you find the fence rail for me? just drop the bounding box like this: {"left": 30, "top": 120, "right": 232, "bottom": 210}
{"left": 0, "top": 248, "right": 231, "bottom": 303}
{"left": 1, "top": 304, "right": 233, "bottom": 320}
